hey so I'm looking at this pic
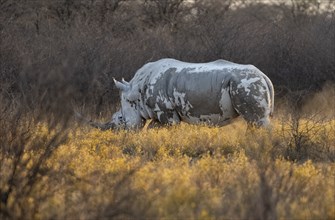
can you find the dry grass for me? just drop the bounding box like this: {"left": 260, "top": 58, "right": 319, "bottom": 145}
{"left": 2, "top": 117, "right": 334, "bottom": 219}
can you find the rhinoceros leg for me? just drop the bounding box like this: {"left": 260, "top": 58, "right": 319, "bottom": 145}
{"left": 147, "top": 120, "right": 165, "bottom": 129}
{"left": 229, "top": 78, "right": 271, "bottom": 128}
{"left": 147, "top": 110, "right": 182, "bottom": 129}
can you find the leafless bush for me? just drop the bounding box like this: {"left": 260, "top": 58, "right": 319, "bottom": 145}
{"left": 0, "top": 92, "right": 69, "bottom": 219}
{"left": 1, "top": 0, "right": 334, "bottom": 116}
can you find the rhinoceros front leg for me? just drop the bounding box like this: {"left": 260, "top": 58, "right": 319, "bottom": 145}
{"left": 147, "top": 114, "right": 181, "bottom": 129}
{"left": 147, "top": 120, "right": 166, "bottom": 129}
{"left": 147, "top": 109, "right": 181, "bottom": 129}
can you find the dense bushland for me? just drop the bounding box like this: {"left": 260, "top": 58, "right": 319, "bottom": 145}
{"left": 1, "top": 0, "right": 334, "bottom": 116}
{"left": 0, "top": 0, "right": 334, "bottom": 219}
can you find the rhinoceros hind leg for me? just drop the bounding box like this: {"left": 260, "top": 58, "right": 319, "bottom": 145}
{"left": 230, "top": 80, "right": 271, "bottom": 128}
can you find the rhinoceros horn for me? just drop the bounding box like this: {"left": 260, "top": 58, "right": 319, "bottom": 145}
{"left": 74, "top": 111, "right": 115, "bottom": 131}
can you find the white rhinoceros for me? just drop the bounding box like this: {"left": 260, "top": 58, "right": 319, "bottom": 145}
{"left": 94, "top": 58, "right": 274, "bottom": 130}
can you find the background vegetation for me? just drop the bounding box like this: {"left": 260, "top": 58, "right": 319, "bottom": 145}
{"left": 0, "top": 0, "right": 334, "bottom": 219}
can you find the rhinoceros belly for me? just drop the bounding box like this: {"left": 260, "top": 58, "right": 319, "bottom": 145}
{"left": 176, "top": 88, "right": 238, "bottom": 126}
{"left": 167, "top": 72, "right": 238, "bottom": 125}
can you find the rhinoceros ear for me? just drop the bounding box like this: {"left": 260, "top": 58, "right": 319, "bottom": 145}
{"left": 121, "top": 78, "right": 130, "bottom": 86}
{"left": 126, "top": 85, "right": 141, "bottom": 101}
{"left": 113, "top": 78, "right": 129, "bottom": 91}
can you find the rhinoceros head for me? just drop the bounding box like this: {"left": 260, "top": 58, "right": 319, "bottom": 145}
{"left": 114, "top": 78, "right": 145, "bottom": 129}
{"left": 108, "top": 109, "right": 125, "bottom": 129}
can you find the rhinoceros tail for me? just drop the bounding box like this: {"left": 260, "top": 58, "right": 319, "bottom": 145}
{"left": 262, "top": 75, "right": 274, "bottom": 117}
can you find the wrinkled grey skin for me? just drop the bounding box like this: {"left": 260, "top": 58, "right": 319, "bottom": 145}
{"left": 104, "top": 58, "right": 274, "bottom": 130}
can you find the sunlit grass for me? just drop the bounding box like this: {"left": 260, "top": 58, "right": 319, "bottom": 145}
{"left": 41, "top": 118, "right": 334, "bottom": 219}
{"left": 1, "top": 118, "right": 334, "bottom": 219}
